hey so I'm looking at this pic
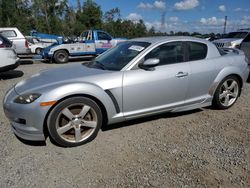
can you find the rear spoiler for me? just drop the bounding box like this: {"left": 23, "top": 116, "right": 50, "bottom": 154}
{"left": 221, "top": 48, "right": 244, "bottom": 55}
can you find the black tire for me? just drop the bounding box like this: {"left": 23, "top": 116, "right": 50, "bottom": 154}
{"left": 212, "top": 75, "right": 240, "bottom": 109}
{"left": 35, "top": 48, "right": 42, "bottom": 54}
{"left": 47, "top": 97, "right": 102, "bottom": 147}
{"left": 53, "top": 50, "right": 69, "bottom": 64}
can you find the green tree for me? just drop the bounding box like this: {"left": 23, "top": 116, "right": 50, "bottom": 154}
{"left": 0, "top": 0, "right": 32, "bottom": 34}
{"left": 31, "top": 0, "right": 68, "bottom": 34}
{"left": 75, "top": 0, "right": 102, "bottom": 34}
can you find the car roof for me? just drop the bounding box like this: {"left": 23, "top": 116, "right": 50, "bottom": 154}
{"left": 0, "top": 27, "right": 18, "bottom": 30}
{"left": 130, "top": 36, "right": 211, "bottom": 45}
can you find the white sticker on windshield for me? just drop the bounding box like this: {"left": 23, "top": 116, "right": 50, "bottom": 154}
{"left": 128, "top": 45, "right": 145, "bottom": 52}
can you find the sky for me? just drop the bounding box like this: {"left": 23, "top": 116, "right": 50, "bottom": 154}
{"left": 70, "top": 0, "right": 250, "bottom": 34}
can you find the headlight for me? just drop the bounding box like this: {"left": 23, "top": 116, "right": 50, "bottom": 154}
{"left": 14, "top": 93, "right": 41, "bottom": 104}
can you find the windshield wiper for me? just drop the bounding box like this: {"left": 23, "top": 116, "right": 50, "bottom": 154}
{"left": 94, "top": 61, "right": 107, "bottom": 70}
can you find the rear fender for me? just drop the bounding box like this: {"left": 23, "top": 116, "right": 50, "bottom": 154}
{"left": 209, "top": 66, "right": 244, "bottom": 96}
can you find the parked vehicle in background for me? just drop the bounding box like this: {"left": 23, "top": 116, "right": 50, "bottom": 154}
{"left": 0, "top": 34, "right": 19, "bottom": 72}
{"left": 0, "top": 27, "right": 31, "bottom": 55}
{"left": 213, "top": 29, "right": 250, "bottom": 49}
{"left": 3, "top": 36, "right": 249, "bottom": 147}
{"left": 240, "top": 33, "right": 250, "bottom": 62}
{"left": 26, "top": 36, "right": 54, "bottom": 54}
{"left": 30, "top": 30, "right": 61, "bottom": 42}
{"left": 41, "top": 30, "right": 127, "bottom": 64}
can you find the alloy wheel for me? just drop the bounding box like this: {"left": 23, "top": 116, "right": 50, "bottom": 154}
{"left": 55, "top": 103, "right": 98, "bottom": 143}
{"left": 219, "top": 79, "right": 239, "bottom": 107}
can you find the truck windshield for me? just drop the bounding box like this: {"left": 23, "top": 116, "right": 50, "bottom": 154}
{"left": 87, "top": 41, "right": 150, "bottom": 71}
{"left": 226, "top": 32, "right": 248, "bottom": 39}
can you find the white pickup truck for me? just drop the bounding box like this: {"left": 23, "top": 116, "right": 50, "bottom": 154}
{"left": 0, "top": 27, "right": 31, "bottom": 55}
{"left": 41, "top": 30, "right": 127, "bottom": 63}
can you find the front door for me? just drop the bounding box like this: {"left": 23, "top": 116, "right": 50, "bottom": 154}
{"left": 95, "top": 31, "right": 113, "bottom": 54}
{"left": 122, "top": 41, "right": 190, "bottom": 118}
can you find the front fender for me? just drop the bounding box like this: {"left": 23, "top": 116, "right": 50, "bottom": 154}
{"left": 39, "top": 82, "right": 122, "bottom": 124}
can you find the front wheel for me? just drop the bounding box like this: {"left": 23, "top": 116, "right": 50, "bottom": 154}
{"left": 47, "top": 97, "right": 102, "bottom": 147}
{"left": 35, "top": 47, "right": 42, "bottom": 54}
{"left": 53, "top": 50, "right": 69, "bottom": 64}
{"left": 212, "top": 75, "right": 240, "bottom": 109}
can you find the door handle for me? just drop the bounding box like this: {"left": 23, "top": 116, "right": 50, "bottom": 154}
{"left": 176, "top": 72, "right": 188, "bottom": 78}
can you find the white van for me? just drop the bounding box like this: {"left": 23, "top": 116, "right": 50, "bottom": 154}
{"left": 0, "top": 34, "right": 19, "bottom": 72}
{"left": 0, "top": 27, "right": 31, "bottom": 55}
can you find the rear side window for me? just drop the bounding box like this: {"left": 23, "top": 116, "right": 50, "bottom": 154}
{"left": 0, "top": 30, "right": 17, "bottom": 38}
{"left": 187, "top": 42, "right": 207, "bottom": 61}
{"left": 243, "top": 34, "right": 250, "bottom": 42}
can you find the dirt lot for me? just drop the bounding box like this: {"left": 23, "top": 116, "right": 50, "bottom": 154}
{"left": 0, "top": 62, "right": 249, "bottom": 188}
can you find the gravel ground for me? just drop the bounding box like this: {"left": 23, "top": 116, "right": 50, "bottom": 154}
{"left": 0, "top": 62, "right": 249, "bottom": 188}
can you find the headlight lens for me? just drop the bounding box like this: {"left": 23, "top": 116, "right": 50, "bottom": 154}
{"left": 14, "top": 93, "right": 41, "bottom": 104}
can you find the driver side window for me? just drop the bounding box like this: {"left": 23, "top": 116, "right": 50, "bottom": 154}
{"left": 97, "top": 32, "right": 112, "bottom": 41}
{"left": 145, "top": 42, "right": 184, "bottom": 66}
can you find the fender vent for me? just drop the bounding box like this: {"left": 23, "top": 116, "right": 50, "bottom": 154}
{"left": 105, "top": 90, "right": 120, "bottom": 113}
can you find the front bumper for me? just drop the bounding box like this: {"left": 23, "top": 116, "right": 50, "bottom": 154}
{"left": 11, "top": 122, "right": 45, "bottom": 141}
{"left": 3, "top": 88, "right": 50, "bottom": 141}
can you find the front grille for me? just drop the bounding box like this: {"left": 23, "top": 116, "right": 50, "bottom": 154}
{"left": 214, "top": 42, "right": 225, "bottom": 48}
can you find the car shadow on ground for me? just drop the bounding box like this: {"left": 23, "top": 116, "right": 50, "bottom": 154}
{"left": 15, "top": 135, "right": 46, "bottom": 146}
{"left": 0, "top": 70, "right": 24, "bottom": 80}
{"left": 102, "top": 109, "right": 202, "bottom": 132}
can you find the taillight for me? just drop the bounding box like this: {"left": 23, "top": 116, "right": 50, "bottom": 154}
{"left": 0, "top": 44, "right": 7, "bottom": 48}
{"left": 25, "top": 39, "right": 29, "bottom": 48}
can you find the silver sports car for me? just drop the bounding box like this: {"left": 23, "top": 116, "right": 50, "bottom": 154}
{"left": 3, "top": 36, "right": 249, "bottom": 147}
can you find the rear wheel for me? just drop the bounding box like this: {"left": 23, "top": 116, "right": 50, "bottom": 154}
{"left": 53, "top": 50, "right": 69, "bottom": 64}
{"left": 212, "top": 75, "right": 240, "bottom": 109}
{"left": 47, "top": 97, "right": 102, "bottom": 147}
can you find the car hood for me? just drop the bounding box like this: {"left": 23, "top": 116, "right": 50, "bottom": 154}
{"left": 14, "top": 63, "right": 112, "bottom": 94}
{"left": 213, "top": 38, "right": 243, "bottom": 44}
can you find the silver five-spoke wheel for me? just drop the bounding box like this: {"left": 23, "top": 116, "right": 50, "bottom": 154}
{"left": 56, "top": 104, "right": 97, "bottom": 143}
{"left": 219, "top": 79, "right": 239, "bottom": 107}
{"left": 213, "top": 76, "right": 240, "bottom": 109}
{"left": 48, "top": 97, "right": 102, "bottom": 147}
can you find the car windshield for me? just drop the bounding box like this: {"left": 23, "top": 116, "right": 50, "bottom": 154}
{"left": 225, "top": 32, "right": 248, "bottom": 39}
{"left": 86, "top": 41, "right": 150, "bottom": 71}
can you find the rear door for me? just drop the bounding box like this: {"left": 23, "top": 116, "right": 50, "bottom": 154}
{"left": 240, "top": 33, "right": 250, "bottom": 61}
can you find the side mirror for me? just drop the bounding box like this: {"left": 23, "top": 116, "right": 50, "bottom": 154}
{"left": 139, "top": 58, "right": 160, "bottom": 71}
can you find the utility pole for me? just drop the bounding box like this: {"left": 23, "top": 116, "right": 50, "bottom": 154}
{"left": 223, "top": 16, "right": 227, "bottom": 34}
{"left": 161, "top": 11, "right": 166, "bottom": 32}
{"left": 77, "top": 0, "right": 81, "bottom": 12}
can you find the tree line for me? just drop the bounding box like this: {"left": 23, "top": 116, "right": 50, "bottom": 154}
{"left": 0, "top": 0, "right": 219, "bottom": 39}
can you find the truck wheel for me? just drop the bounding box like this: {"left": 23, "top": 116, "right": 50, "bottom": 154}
{"left": 54, "top": 50, "right": 69, "bottom": 64}
{"left": 35, "top": 48, "right": 42, "bottom": 54}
